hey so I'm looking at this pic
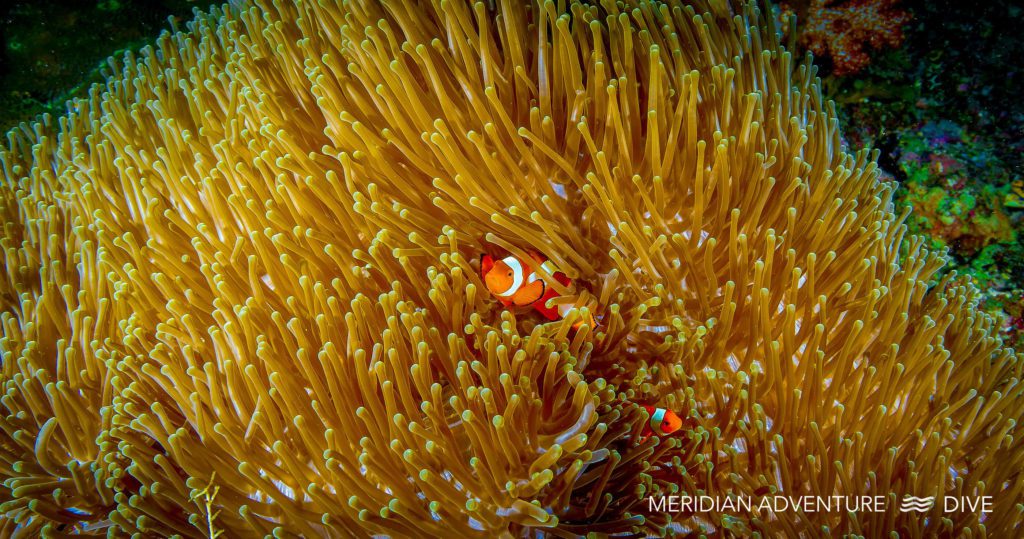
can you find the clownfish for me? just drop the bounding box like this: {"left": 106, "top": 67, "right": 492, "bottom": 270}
{"left": 480, "top": 251, "right": 597, "bottom": 329}
{"left": 639, "top": 405, "right": 684, "bottom": 442}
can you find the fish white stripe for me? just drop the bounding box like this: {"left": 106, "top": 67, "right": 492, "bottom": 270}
{"left": 529, "top": 261, "right": 558, "bottom": 284}
{"left": 650, "top": 408, "right": 666, "bottom": 431}
{"left": 496, "top": 256, "right": 524, "bottom": 297}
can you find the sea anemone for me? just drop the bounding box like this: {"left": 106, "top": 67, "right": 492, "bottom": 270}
{"left": 1, "top": 0, "right": 1020, "bottom": 537}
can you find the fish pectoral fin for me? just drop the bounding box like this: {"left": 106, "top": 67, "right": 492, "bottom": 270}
{"left": 511, "top": 280, "right": 545, "bottom": 306}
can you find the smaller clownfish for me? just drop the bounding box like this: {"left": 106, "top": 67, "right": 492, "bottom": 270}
{"left": 480, "top": 251, "right": 597, "bottom": 329}
{"left": 639, "top": 405, "right": 684, "bottom": 442}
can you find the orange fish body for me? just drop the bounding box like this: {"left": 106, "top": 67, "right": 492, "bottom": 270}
{"left": 480, "top": 252, "right": 595, "bottom": 327}
{"left": 640, "top": 405, "right": 683, "bottom": 442}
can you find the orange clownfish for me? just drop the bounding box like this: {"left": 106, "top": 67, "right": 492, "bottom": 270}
{"left": 640, "top": 405, "right": 683, "bottom": 442}
{"left": 480, "top": 252, "right": 596, "bottom": 329}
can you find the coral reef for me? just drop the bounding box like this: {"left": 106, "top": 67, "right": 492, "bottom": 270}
{"left": 896, "top": 123, "right": 1014, "bottom": 256}
{"left": 844, "top": 113, "right": 1024, "bottom": 349}
{"left": 824, "top": 0, "right": 1024, "bottom": 349}
{"left": 1, "top": 1, "right": 1021, "bottom": 538}
{"left": 780, "top": 0, "right": 910, "bottom": 76}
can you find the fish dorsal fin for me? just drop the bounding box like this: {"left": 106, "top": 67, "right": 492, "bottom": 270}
{"left": 480, "top": 254, "right": 495, "bottom": 277}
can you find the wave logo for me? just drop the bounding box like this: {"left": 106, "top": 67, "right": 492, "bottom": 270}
{"left": 900, "top": 495, "right": 935, "bottom": 512}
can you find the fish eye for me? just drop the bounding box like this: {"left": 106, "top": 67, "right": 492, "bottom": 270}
{"left": 507, "top": 271, "right": 513, "bottom": 277}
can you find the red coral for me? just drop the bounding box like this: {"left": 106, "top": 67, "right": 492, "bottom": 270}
{"left": 799, "top": 0, "right": 910, "bottom": 75}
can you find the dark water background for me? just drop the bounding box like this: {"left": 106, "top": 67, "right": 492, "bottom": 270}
{"left": 0, "top": 0, "right": 208, "bottom": 131}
